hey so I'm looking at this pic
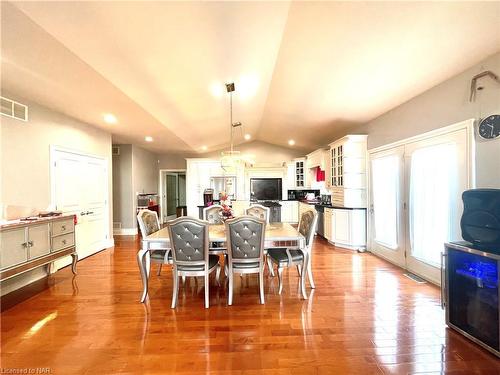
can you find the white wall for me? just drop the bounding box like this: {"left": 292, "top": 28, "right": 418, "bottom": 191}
{"left": 1, "top": 93, "right": 113, "bottom": 295}
{"left": 351, "top": 52, "right": 500, "bottom": 188}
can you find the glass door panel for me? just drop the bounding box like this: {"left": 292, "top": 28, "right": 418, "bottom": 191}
{"left": 369, "top": 146, "right": 405, "bottom": 267}
{"left": 405, "top": 129, "right": 469, "bottom": 283}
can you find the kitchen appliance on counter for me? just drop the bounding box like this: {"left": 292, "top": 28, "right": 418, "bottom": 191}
{"left": 287, "top": 189, "right": 320, "bottom": 201}
{"left": 203, "top": 189, "right": 214, "bottom": 206}
{"left": 321, "top": 194, "right": 332, "bottom": 205}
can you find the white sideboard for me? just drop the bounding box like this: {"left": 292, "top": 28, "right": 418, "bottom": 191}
{"left": 0, "top": 215, "right": 78, "bottom": 282}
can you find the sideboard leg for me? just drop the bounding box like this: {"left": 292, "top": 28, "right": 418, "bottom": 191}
{"left": 71, "top": 253, "right": 78, "bottom": 275}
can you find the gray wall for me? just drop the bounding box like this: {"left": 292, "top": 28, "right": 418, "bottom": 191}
{"left": 112, "top": 144, "right": 159, "bottom": 231}
{"left": 112, "top": 145, "right": 133, "bottom": 229}
{"left": 351, "top": 51, "right": 500, "bottom": 188}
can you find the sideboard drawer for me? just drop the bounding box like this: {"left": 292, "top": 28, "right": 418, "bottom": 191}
{"left": 0, "top": 228, "right": 28, "bottom": 269}
{"left": 52, "top": 219, "right": 74, "bottom": 236}
{"left": 52, "top": 233, "right": 75, "bottom": 252}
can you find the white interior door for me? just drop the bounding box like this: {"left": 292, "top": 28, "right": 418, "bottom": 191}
{"left": 404, "top": 129, "right": 469, "bottom": 284}
{"left": 369, "top": 146, "right": 406, "bottom": 268}
{"left": 52, "top": 148, "right": 109, "bottom": 266}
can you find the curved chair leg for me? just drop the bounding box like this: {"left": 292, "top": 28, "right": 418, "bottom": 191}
{"left": 277, "top": 267, "right": 284, "bottom": 295}
{"left": 300, "top": 260, "right": 308, "bottom": 300}
{"left": 267, "top": 256, "right": 275, "bottom": 277}
{"left": 171, "top": 270, "right": 179, "bottom": 308}
{"left": 307, "top": 254, "right": 315, "bottom": 289}
{"left": 157, "top": 264, "right": 163, "bottom": 276}
{"left": 259, "top": 268, "right": 265, "bottom": 304}
{"left": 137, "top": 249, "right": 149, "bottom": 303}
{"left": 215, "top": 264, "right": 221, "bottom": 286}
{"left": 204, "top": 273, "right": 210, "bottom": 309}
{"left": 296, "top": 264, "right": 302, "bottom": 277}
{"left": 228, "top": 270, "right": 234, "bottom": 306}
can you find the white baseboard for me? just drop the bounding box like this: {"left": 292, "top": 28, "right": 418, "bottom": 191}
{"left": 113, "top": 228, "right": 138, "bottom": 235}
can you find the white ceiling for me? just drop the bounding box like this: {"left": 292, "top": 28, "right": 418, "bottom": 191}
{"left": 2, "top": 1, "right": 500, "bottom": 153}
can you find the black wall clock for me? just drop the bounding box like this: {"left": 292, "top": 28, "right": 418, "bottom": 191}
{"left": 478, "top": 115, "right": 500, "bottom": 140}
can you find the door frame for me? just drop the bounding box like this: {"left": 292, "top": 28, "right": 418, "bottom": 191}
{"left": 367, "top": 119, "right": 476, "bottom": 284}
{"left": 158, "top": 169, "right": 186, "bottom": 223}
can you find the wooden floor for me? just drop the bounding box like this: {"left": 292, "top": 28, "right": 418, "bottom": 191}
{"left": 1, "top": 236, "right": 499, "bottom": 374}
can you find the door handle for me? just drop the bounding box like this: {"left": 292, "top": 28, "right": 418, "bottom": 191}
{"left": 27, "top": 240, "right": 34, "bottom": 247}
{"left": 86, "top": 211, "right": 94, "bottom": 215}
{"left": 80, "top": 212, "right": 87, "bottom": 216}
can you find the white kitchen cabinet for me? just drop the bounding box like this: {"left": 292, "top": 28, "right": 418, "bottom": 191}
{"left": 330, "top": 208, "right": 366, "bottom": 251}
{"left": 328, "top": 135, "right": 367, "bottom": 208}
{"left": 281, "top": 201, "right": 299, "bottom": 223}
{"left": 324, "top": 207, "right": 333, "bottom": 241}
{"left": 293, "top": 158, "right": 307, "bottom": 188}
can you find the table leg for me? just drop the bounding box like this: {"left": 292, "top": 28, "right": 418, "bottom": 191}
{"left": 137, "top": 249, "right": 150, "bottom": 303}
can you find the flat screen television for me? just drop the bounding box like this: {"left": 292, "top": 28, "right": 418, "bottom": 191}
{"left": 250, "top": 178, "right": 282, "bottom": 201}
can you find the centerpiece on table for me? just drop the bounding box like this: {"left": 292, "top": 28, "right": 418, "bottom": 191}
{"left": 219, "top": 191, "right": 234, "bottom": 221}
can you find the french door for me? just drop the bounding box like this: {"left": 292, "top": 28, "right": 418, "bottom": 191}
{"left": 369, "top": 125, "right": 471, "bottom": 284}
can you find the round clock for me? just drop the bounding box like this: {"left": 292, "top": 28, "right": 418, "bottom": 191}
{"left": 478, "top": 114, "right": 500, "bottom": 140}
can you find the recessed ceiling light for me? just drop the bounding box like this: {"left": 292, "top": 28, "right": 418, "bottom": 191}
{"left": 201, "top": 145, "right": 207, "bottom": 151}
{"left": 244, "top": 134, "right": 251, "bottom": 140}
{"left": 145, "top": 136, "right": 153, "bottom": 142}
{"left": 103, "top": 113, "right": 117, "bottom": 124}
{"left": 288, "top": 139, "right": 295, "bottom": 146}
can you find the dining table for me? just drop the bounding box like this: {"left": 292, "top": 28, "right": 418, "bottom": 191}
{"left": 137, "top": 222, "right": 306, "bottom": 302}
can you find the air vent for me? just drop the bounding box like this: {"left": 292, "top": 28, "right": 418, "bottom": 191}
{"left": 113, "top": 222, "right": 122, "bottom": 229}
{"left": 112, "top": 145, "right": 120, "bottom": 156}
{"left": 1, "top": 96, "right": 28, "bottom": 122}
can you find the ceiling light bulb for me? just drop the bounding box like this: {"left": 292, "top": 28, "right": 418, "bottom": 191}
{"left": 103, "top": 113, "right": 117, "bottom": 124}
{"left": 145, "top": 136, "right": 153, "bottom": 142}
{"left": 244, "top": 134, "right": 251, "bottom": 140}
{"left": 201, "top": 145, "right": 207, "bottom": 151}
{"left": 288, "top": 139, "right": 295, "bottom": 146}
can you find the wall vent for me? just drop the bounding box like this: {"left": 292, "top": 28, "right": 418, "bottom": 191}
{"left": 112, "top": 145, "right": 120, "bottom": 156}
{"left": 113, "top": 222, "right": 122, "bottom": 229}
{"left": 1, "top": 96, "right": 28, "bottom": 122}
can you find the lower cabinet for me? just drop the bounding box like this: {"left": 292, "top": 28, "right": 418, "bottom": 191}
{"left": 281, "top": 201, "right": 299, "bottom": 223}
{"left": 325, "top": 208, "right": 366, "bottom": 251}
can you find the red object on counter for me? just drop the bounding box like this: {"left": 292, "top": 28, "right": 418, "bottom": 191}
{"left": 316, "top": 167, "right": 325, "bottom": 182}
{"left": 73, "top": 214, "right": 78, "bottom": 225}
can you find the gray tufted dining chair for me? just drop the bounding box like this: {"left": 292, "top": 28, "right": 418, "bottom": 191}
{"left": 225, "top": 216, "right": 267, "bottom": 305}
{"left": 137, "top": 209, "right": 172, "bottom": 276}
{"left": 245, "top": 204, "right": 270, "bottom": 223}
{"left": 245, "top": 204, "right": 275, "bottom": 276}
{"left": 167, "top": 217, "right": 221, "bottom": 309}
{"left": 203, "top": 204, "right": 224, "bottom": 224}
{"left": 267, "top": 210, "right": 318, "bottom": 299}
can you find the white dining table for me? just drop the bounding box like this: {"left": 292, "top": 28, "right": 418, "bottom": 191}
{"left": 137, "top": 222, "right": 305, "bottom": 302}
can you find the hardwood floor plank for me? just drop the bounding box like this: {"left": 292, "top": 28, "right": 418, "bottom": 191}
{"left": 1, "top": 235, "right": 498, "bottom": 374}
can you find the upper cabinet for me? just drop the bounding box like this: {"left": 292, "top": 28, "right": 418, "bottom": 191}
{"left": 293, "top": 158, "right": 306, "bottom": 188}
{"left": 327, "top": 135, "right": 367, "bottom": 208}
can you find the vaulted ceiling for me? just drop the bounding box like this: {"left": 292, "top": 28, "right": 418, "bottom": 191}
{"left": 2, "top": 1, "right": 499, "bottom": 154}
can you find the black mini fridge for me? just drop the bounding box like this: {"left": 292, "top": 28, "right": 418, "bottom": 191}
{"left": 443, "top": 242, "right": 500, "bottom": 357}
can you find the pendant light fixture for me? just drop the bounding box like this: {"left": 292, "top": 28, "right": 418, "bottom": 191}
{"left": 221, "top": 82, "right": 242, "bottom": 172}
